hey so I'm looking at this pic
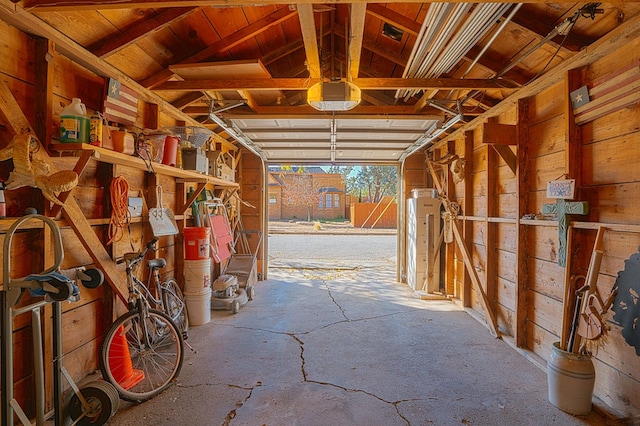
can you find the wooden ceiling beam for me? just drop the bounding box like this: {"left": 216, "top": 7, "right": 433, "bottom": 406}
{"left": 141, "top": 7, "right": 298, "bottom": 88}
{"left": 153, "top": 77, "right": 520, "bottom": 91}
{"left": 348, "top": 3, "right": 367, "bottom": 80}
{"left": 298, "top": 4, "right": 322, "bottom": 79}
{"left": 89, "top": 7, "right": 197, "bottom": 58}
{"left": 187, "top": 104, "right": 444, "bottom": 117}
{"left": 19, "top": 0, "right": 564, "bottom": 11}
{"left": 172, "top": 92, "right": 206, "bottom": 109}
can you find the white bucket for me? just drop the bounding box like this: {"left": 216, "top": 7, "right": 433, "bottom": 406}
{"left": 184, "top": 287, "right": 211, "bottom": 326}
{"left": 547, "top": 342, "right": 595, "bottom": 415}
{"left": 184, "top": 258, "right": 211, "bottom": 294}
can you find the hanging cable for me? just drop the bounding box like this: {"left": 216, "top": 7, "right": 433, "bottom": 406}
{"left": 108, "top": 176, "right": 131, "bottom": 245}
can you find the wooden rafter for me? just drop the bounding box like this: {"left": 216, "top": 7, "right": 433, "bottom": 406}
{"left": 172, "top": 92, "right": 206, "bottom": 109}
{"left": 365, "top": 3, "right": 421, "bottom": 36}
{"left": 89, "top": 7, "right": 198, "bottom": 58}
{"left": 298, "top": 3, "right": 322, "bottom": 79}
{"left": 348, "top": 3, "right": 367, "bottom": 80}
{"left": 511, "top": 5, "right": 596, "bottom": 53}
{"left": 153, "top": 77, "right": 520, "bottom": 91}
{"left": 141, "top": 7, "right": 298, "bottom": 88}
{"left": 19, "top": 0, "right": 564, "bottom": 11}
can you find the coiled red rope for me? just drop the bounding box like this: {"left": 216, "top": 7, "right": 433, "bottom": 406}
{"left": 108, "top": 176, "right": 131, "bottom": 245}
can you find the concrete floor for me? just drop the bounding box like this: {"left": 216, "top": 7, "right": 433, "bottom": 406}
{"left": 107, "top": 234, "right": 609, "bottom": 425}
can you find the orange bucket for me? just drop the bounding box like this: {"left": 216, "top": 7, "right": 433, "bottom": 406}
{"left": 184, "top": 227, "right": 210, "bottom": 260}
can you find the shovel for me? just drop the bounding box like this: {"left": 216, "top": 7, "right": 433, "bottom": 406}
{"left": 148, "top": 185, "right": 179, "bottom": 236}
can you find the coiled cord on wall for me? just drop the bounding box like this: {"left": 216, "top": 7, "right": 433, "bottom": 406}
{"left": 108, "top": 176, "right": 131, "bottom": 245}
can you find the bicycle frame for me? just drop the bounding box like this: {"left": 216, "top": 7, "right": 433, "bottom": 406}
{"left": 119, "top": 238, "right": 187, "bottom": 339}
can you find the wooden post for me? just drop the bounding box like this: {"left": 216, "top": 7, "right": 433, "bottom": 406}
{"left": 486, "top": 135, "right": 497, "bottom": 322}
{"left": 515, "top": 98, "right": 530, "bottom": 348}
{"left": 34, "top": 38, "right": 55, "bottom": 150}
{"left": 427, "top": 158, "right": 500, "bottom": 338}
{"left": 462, "top": 131, "right": 473, "bottom": 305}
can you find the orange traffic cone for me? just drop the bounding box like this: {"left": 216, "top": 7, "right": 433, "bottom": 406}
{"left": 108, "top": 325, "right": 145, "bottom": 390}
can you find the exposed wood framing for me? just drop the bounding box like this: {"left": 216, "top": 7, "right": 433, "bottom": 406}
{"left": 153, "top": 77, "right": 520, "bottom": 91}
{"left": 348, "top": 3, "right": 367, "bottom": 80}
{"left": 481, "top": 122, "right": 517, "bottom": 174}
{"left": 515, "top": 98, "right": 529, "bottom": 348}
{"left": 141, "top": 7, "right": 299, "bottom": 88}
{"left": 0, "top": 0, "right": 206, "bottom": 128}
{"left": 19, "top": 0, "right": 567, "bottom": 11}
{"left": 365, "top": 3, "right": 420, "bottom": 36}
{"left": 462, "top": 131, "right": 473, "bottom": 306}
{"left": 34, "top": 38, "right": 54, "bottom": 146}
{"left": 432, "top": 11, "right": 640, "bottom": 151}
{"left": 90, "top": 7, "right": 197, "bottom": 58}
{"left": 427, "top": 157, "right": 500, "bottom": 338}
{"left": 297, "top": 4, "right": 321, "bottom": 79}
{"left": 0, "top": 82, "right": 129, "bottom": 305}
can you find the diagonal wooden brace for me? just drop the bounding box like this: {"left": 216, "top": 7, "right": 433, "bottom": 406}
{"left": 0, "top": 81, "right": 128, "bottom": 306}
{"left": 426, "top": 159, "right": 500, "bottom": 338}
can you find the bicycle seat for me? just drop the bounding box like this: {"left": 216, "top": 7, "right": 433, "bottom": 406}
{"left": 122, "top": 252, "right": 141, "bottom": 262}
{"left": 147, "top": 258, "right": 167, "bottom": 270}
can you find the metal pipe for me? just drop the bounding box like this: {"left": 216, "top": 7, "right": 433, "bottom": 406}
{"left": 32, "top": 307, "right": 45, "bottom": 426}
{"left": 463, "top": 3, "right": 523, "bottom": 78}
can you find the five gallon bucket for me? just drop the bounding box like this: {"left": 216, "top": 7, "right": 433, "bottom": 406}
{"left": 184, "top": 227, "right": 210, "bottom": 260}
{"left": 184, "top": 258, "right": 211, "bottom": 294}
{"left": 184, "top": 287, "right": 211, "bottom": 326}
{"left": 547, "top": 342, "right": 595, "bottom": 415}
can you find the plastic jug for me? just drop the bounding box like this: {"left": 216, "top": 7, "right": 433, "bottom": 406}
{"left": 60, "top": 98, "right": 89, "bottom": 143}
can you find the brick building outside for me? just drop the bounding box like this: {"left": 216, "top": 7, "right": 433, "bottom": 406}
{"left": 268, "top": 166, "right": 347, "bottom": 221}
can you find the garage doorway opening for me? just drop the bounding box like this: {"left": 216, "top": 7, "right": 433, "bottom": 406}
{"left": 266, "top": 164, "right": 399, "bottom": 277}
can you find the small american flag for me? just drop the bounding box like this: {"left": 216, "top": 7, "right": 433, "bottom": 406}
{"left": 103, "top": 78, "right": 138, "bottom": 126}
{"left": 574, "top": 60, "right": 640, "bottom": 125}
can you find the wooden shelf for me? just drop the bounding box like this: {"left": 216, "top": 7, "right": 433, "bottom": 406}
{"left": 50, "top": 143, "right": 239, "bottom": 188}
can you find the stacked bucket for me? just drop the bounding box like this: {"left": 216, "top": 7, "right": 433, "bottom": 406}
{"left": 183, "top": 227, "right": 212, "bottom": 325}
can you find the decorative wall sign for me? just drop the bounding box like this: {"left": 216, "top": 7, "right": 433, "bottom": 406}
{"left": 573, "top": 61, "right": 640, "bottom": 125}
{"left": 103, "top": 78, "right": 138, "bottom": 126}
{"left": 612, "top": 248, "right": 640, "bottom": 356}
{"left": 547, "top": 179, "right": 576, "bottom": 199}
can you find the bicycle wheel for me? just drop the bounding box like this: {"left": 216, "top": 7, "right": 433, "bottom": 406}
{"left": 163, "top": 278, "right": 189, "bottom": 339}
{"left": 99, "top": 309, "right": 184, "bottom": 402}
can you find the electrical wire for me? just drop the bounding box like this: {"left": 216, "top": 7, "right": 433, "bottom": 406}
{"left": 108, "top": 176, "right": 131, "bottom": 245}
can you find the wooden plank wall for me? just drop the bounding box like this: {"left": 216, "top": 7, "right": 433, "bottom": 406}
{"left": 0, "top": 18, "right": 190, "bottom": 418}
{"left": 436, "top": 34, "right": 640, "bottom": 417}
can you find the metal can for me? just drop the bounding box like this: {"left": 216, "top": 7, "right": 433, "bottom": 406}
{"left": 89, "top": 113, "right": 103, "bottom": 147}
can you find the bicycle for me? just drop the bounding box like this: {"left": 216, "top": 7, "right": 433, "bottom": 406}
{"left": 99, "top": 238, "right": 185, "bottom": 402}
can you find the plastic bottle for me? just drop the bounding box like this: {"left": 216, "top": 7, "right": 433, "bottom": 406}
{"left": 60, "top": 98, "right": 89, "bottom": 143}
{"left": 89, "top": 112, "right": 103, "bottom": 146}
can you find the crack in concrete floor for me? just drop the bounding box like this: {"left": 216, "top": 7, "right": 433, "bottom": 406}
{"left": 218, "top": 277, "right": 415, "bottom": 425}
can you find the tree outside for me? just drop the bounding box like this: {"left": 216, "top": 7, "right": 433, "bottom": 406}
{"left": 327, "top": 165, "right": 397, "bottom": 203}
{"left": 280, "top": 173, "right": 323, "bottom": 222}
